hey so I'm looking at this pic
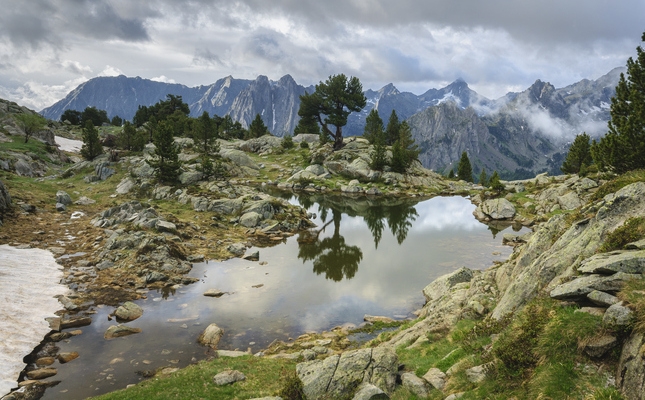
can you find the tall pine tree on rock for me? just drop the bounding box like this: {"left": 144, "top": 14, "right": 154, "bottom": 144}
{"left": 591, "top": 32, "right": 645, "bottom": 173}
{"left": 363, "top": 109, "right": 384, "bottom": 143}
{"left": 297, "top": 74, "right": 367, "bottom": 150}
{"left": 390, "top": 121, "right": 419, "bottom": 173}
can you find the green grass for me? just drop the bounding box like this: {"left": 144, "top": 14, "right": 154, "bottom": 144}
{"left": 0, "top": 135, "right": 60, "bottom": 165}
{"left": 92, "top": 356, "right": 297, "bottom": 400}
{"left": 598, "top": 216, "right": 645, "bottom": 253}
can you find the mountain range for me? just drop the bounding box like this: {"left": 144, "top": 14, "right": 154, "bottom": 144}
{"left": 40, "top": 67, "right": 624, "bottom": 179}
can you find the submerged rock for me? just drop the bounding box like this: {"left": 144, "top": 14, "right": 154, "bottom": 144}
{"left": 104, "top": 324, "right": 142, "bottom": 339}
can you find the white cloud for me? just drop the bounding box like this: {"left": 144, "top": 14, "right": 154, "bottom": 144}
{"left": 98, "top": 65, "right": 124, "bottom": 77}
{"left": 150, "top": 75, "right": 176, "bottom": 83}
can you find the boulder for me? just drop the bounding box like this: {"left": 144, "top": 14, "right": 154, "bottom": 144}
{"left": 352, "top": 383, "right": 389, "bottom": 400}
{"left": 56, "top": 203, "right": 66, "bottom": 212}
{"left": 179, "top": 170, "right": 203, "bottom": 185}
{"left": 479, "top": 198, "right": 516, "bottom": 220}
{"left": 228, "top": 243, "right": 246, "bottom": 256}
{"left": 213, "top": 370, "right": 246, "bottom": 385}
{"left": 220, "top": 148, "right": 260, "bottom": 170}
{"left": 401, "top": 372, "right": 431, "bottom": 398}
{"left": 198, "top": 323, "right": 224, "bottom": 349}
{"left": 550, "top": 273, "right": 641, "bottom": 300}
{"left": 305, "top": 164, "right": 326, "bottom": 176}
{"left": 578, "top": 250, "right": 645, "bottom": 275}
{"left": 422, "top": 267, "right": 474, "bottom": 303}
{"left": 422, "top": 367, "right": 446, "bottom": 390}
{"left": 104, "top": 324, "right": 142, "bottom": 339}
{"left": 56, "top": 190, "right": 72, "bottom": 205}
{"left": 116, "top": 177, "right": 136, "bottom": 194}
{"left": 617, "top": 332, "right": 645, "bottom": 399}
{"left": 95, "top": 162, "right": 115, "bottom": 180}
{"left": 296, "top": 347, "right": 397, "bottom": 400}
{"left": 156, "top": 220, "right": 177, "bottom": 233}
{"left": 74, "top": 196, "right": 95, "bottom": 205}
{"left": 204, "top": 289, "right": 226, "bottom": 297}
{"left": 465, "top": 364, "right": 491, "bottom": 383}
{"left": 603, "top": 302, "right": 633, "bottom": 328}
{"left": 114, "top": 301, "right": 143, "bottom": 321}
{"left": 240, "top": 211, "right": 262, "bottom": 228}
{"left": 584, "top": 335, "right": 618, "bottom": 358}
{"left": 587, "top": 290, "right": 619, "bottom": 307}
{"left": 557, "top": 192, "right": 583, "bottom": 210}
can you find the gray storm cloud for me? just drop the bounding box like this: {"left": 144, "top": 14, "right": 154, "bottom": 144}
{"left": 0, "top": 0, "right": 643, "bottom": 110}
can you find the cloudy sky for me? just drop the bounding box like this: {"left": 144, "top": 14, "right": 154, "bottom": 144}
{"left": 0, "top": 0, "right": 643, "bottom": 111}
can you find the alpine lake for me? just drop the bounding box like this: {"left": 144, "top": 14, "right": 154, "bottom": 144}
{"left": 36, "top": 192, "right": 524, "bottom": 399}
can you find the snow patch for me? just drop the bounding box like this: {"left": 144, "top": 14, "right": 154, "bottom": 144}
{"left": 0, "top": 245, "right": 66, "bottom": 396}
{"left": 55, "top": 136, "right": 82, "bottom": 153}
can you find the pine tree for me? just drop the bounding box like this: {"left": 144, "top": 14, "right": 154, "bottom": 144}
{"left": 147, "top": 121, "right": 181, "bottom": 183}
{"left": 479, "top": 168, "right": 489, "bottom": 187}
{"left": 363, "top": 109, "right": 384, "bottom": 143}
{"left": 369, "top": 128, "right": 388, "bottom": 171}
{"left": 591, "top": 32, "right": 645, "bottom": 173}
{"left": 247, "top": 114, "right": 269, "bottom": 139}
{"left": 457, "top": 151, "right": 473, "bottom": 182}
{"left": 561, "top": 133, "right": 592, "bottom": 174}
{"left": 448, "top": 170, "right": 455, "bottom": 179}
{"left": 281, "top": 134, "right": 294, "bottom": 149}
{"left": 80, "top": 120, "right": 103, "bottom": 160}
{"left": 390, "top": 121, "right": 419, "bottom": 173}
{"left": 294, "top": 114, "right": 320, "bottom": 135}
{"left": 192, "top": 112, "right": 220, "bottom": 179}
{"left": 385, "top": 110, "right": 400, "bottom": 145}
{"left": 489, "top": 171, "right": 504, "bottom": 193}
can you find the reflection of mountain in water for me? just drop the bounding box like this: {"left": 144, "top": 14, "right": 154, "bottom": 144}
{"left": 288, "top": 192, "right": 422, "bottom": 281}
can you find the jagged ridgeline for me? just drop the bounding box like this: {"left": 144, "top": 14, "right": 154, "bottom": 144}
{"left": 41, "top": 68, "right": 623, "bottom": 179}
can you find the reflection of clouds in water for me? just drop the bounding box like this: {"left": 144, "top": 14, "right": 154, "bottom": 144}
{"left": 411, "top": 197, "right": 482, "bottom": 233}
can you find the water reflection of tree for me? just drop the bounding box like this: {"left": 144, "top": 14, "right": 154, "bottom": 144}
{"left": 386, "top": 204, "right": 419, "bottom": 245}
{"left": 298, "top": 209, "right": 363, "bottom": 281}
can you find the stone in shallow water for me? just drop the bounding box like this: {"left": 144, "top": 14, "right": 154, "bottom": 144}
{"left": 104, "top": 324, "right": 142, "bottom": 340}
{"left": 198, "top": 323, "right": 224, "bottom": 349}
{"left": 26, "top": 368, "right": 57, "bottom": 380}
{"left": 114, "top": 301, "right": 143, "bottom": 321}
{"left": 204, "top": 289, "right": 225, "bottom": 297}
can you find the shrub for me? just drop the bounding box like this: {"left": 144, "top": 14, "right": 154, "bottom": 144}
{"left": 598, "top": 216, "right": 645, "bottom": 253}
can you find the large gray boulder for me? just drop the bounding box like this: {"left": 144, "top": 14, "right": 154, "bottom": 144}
{"left": 401, "top": 372, "right": 431, "bottom": 398}
{"left": 220, "top": 148, "right": 260, "bottom": 170}
{"left": 296, "top": 347, "right": 397, "bottom": 400}
{"left": 56, "top": 190, "right": 72, "bottom": 205}
{"left": 95, "top": 161, "right": 115, "bottom": 180}
{"left": 557, "top": 191, "right": 583, "bottom": 210}
{"left": 618, "top": 332, "right": 645, "bottom": 399}
{"left": 422, "top": 267, "right": 474, "bottom": 303}
{"left": 478, "top": 198, "right": 516, "bottom": 220}
{"left": 603, "top": 302, "right": 633, "bottom": 328}
{"left": 578, "top": 250, "right": 645, "bottom": 275}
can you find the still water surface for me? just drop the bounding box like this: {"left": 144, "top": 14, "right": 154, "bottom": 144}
{"left": 41, "top": 195, "right": 520, "bottom": 399}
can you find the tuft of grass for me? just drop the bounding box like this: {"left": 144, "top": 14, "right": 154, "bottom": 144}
{"left": 619, "top": 278, "right": 645, "bottom": 333}
{"left": 598, "top": 216, "right": 645, "bottom": 253}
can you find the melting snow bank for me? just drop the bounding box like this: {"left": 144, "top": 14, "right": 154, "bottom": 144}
{"left": 55, "top": 136, "right": 82, "bottom": 153}
{"left": 0, "top": 245, "right": 66, "bottom": 396}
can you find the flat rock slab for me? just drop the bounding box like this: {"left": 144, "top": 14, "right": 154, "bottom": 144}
{"left": 578, "top": 250, "right": 645, "bottom": 275}
{"left": 57, "top": 352, "right": 79, "bottom": 364}
{"left": 364, "top": 315, "right": 395, "bottom": 323}
{"left": 423, "top": 367, "right": 446, "bottom": 390}
{"left": 550, "top": 272, "right": 642, "bottom": 300}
